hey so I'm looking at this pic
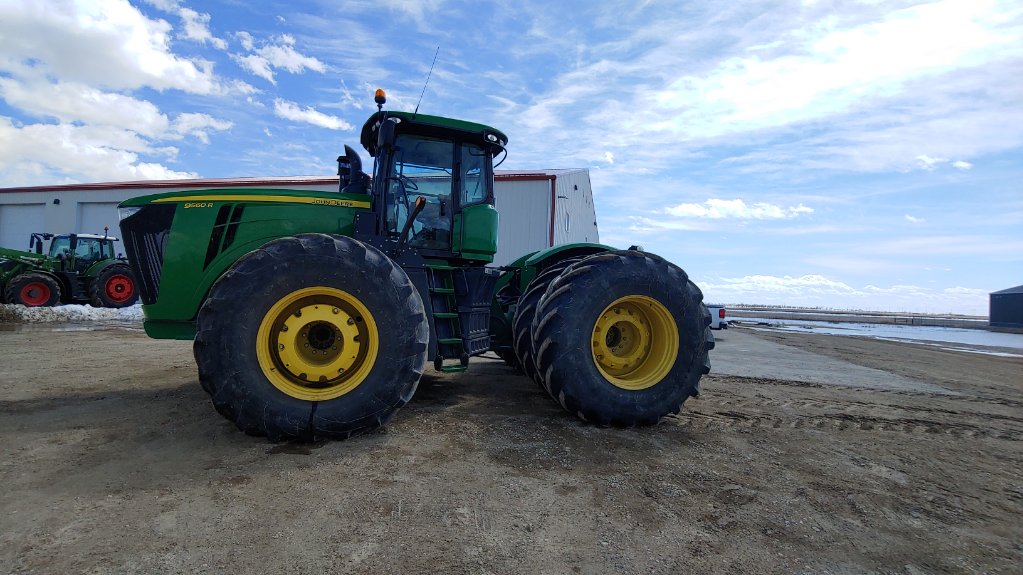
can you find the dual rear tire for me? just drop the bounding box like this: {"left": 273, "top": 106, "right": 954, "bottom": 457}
{"left": 519, "top": 250, "right": 713, "bottom": 426}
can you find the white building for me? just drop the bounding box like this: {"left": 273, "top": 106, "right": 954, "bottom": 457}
{"left": 0, "top": 169, "right": 599, "bottom": 265}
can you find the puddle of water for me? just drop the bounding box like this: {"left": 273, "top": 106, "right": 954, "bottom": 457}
{"left": 0, "top": 322, "right": 143, "bottom": 333}
{"left": 734, "top": 316, "right": 1023, "bottom": 354}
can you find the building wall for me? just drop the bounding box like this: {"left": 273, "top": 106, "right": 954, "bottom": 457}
{"left": 990, "top": 290, "right": 1023, "bottom": 328}
{"left": 551, "top": 170, "right": 599, "bottom": 247}
{"left": 1, "top": 170, "right": 600, "bottom": 265}
{"left": 492, "top": 177, "right": 552, "bottom": 266}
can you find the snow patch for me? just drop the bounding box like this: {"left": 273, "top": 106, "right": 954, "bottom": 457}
{"left": 0, "top": 303, "right": 144, "bottom": 323}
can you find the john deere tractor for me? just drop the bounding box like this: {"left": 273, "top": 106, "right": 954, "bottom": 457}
{"left": 0, "top": 231, "right": 138, "bottom": 308}
{"left": 117, "top": 90, "right": 713, "bottom": 441}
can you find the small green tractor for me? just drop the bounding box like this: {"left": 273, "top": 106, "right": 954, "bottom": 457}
{"left": 0, "top": 231, "right": 139, "bottom": 308}
{"left": 118, "top": 90, "right": 713, "bottom": 441}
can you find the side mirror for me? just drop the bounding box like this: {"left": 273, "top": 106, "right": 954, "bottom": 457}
{"left": 377, "top": 117, "right": 399, "bottom": 150}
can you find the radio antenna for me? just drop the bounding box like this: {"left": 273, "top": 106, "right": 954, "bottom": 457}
{"left": 413, "top": 47, "right": 440, "bottom": 117}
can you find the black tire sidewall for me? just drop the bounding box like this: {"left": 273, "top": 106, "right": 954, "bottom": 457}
{"left": 511, "top": 257, "right": 584, "bottom": 387}
{"left": 194, "top": 234, "right": 428, "bottom": 440}
{"left": 534, "top": 252, "right": 707, "bottom": 425}
{"left": 7, "top": 273, "right": 61, "bottom": 307}
{"left": 90, "top": 264, "right": 139, "bottom": 308}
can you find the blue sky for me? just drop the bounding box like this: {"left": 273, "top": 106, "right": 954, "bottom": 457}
{"left": 1, "top": 0, "right": 1020, "bottom": 315}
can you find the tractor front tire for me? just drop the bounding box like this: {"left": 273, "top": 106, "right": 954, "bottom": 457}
{"left": 90, "top": 264, "right": 139, "bottom": 308}
{"left": 5, "top": 272, "right": 61, "bottom": 307}
{"left": 531, "top": 250, "right": 713, "bottom": 426}
{"left": 193, "top": 234, "right": 429, "bottom": 441}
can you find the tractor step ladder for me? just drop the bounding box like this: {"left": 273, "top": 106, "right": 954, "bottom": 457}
{"left": 425, "top": 263, "right": 468, "bottom": 373}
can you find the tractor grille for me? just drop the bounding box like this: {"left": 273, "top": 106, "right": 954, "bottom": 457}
{"left": 203, "top": 204, "right": 245, "bottom": 270}
{"left": 119, "top": 204, "right": 176, "bottom": 305}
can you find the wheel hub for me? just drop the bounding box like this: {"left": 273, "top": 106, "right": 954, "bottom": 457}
{"left": 20, "top": 282, "right": 50, "bottom": 306}
{"left": 256, "top": 287, "right": 378, "bottom": 400}
{"left": 106, "top": 275, "right": 134, "bottom": 302}
{"left": 591, "top": 296, "right": 679, "bottom": 390}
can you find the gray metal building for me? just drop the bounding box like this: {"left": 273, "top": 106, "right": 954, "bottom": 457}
{"left": 0, "top": 169, "right": 598, "bottom": 265}
{"left": 990, "top": 285, "right": 1023, "bottom": 329}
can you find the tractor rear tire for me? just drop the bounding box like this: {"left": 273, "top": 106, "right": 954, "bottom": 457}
{"left": 90, "top": 264, "right": 139, "bottom": 308}
{"left": 531, "top": 250, "right": 713, "bottom": 426}
{"left": 511, "top": 256, "right": 583, "bottom": 389}
{"left": 5, "top": 272, "right": 61, "bottom": 307}
{"left": 193, "top": 234, "right": 429, "bottom": 441}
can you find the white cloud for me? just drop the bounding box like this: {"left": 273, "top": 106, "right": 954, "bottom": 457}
{"left": 273, "top": 99, "right": 353, "bottom": 130}
{"left": 170, "top": 113, "right": 233, "bottom": 143}
{"left": 0, "top": 76, "right": 168, "bottom": 137}
{"left": 650, "top": 0, "right": 1021, "bottom": 137}
{"left": 501, "top": 0, "right": 1023, "bottom": 178}
{"left": 0, "top": 74, "right": 232, "bottom": 139}
{"left": 603, "top": 151, "right": 615, "bottom": 164}
{"left": 664, "top": 198, "right": 814, "bottom": 219}
{"left": 952, "top": 160, "right": 973, "bottom": 170}
{"left": 0, "top": 0, "right": 225, "bottom": 95}
{"left": 179, "top": 8, "right": 227, "bottom": 50}
{"left": 699, "top": 274, "right": 990, "bottom": 314}
{"left": 236, "top": 31, "right": 255, "bottom": 51}
{"left": 339, "top": 79, "right": 365, "bottom": 111}
{"left": 0, "top": 118, "right": 197, "bottom": 185}
{"left": 0, "top": 1, "right": 238, "bottom": 186}
{"left": 905, "top": 214, "right": 925, "bottom": 223}
{"left": 628, "top": 216, "right": 714, "bottom": 233}
{"left": 233, "top": 33, "right": 327, "bottom": 85}
{"left": 915, "top": 154, "right": 948, "bottom": 170}
{"left": 378, "top": 0, "right": 443, "bottom": 29}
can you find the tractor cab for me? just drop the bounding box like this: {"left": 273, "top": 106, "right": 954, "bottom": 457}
{"left": 47, "top": 234, "right": 117, "bottom": 273}
{"left": 344, "top": 90, "right": 507, "bottom": 263}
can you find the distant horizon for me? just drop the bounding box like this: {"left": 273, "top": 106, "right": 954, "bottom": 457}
{"left": 712, "top": 303, "right": 988, "bottom": 319}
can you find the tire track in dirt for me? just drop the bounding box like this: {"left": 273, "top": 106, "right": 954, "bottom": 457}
{"left": 684, "top": 376, "right": 1023, "bottom": 441}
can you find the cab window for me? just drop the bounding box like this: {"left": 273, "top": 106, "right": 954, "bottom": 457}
{"left": 386, "top": 134, "right": 454, "bottom": 250}
{"left": 460, "top": 143, "right": 488, "bottom": 206}
{"left": 48, "top": 237, "right": 70, "bottom": 258}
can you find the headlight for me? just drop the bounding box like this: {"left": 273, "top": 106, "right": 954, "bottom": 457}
{"left": 118, "top": 206, "right": 142, "bottom": 221}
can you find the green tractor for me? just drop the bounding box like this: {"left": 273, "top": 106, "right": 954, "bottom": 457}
{"left": 0, "top": 231, "right": 139, "bottom": 308}
{"left": 117, "top": 90, "right": 713, "bottom": 441}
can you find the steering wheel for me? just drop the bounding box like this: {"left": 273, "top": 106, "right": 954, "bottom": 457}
{"left": 397, "top": 174, "right": 419, "bottom": 191}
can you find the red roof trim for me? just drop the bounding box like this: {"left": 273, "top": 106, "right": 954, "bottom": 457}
{"left": 0, "top": 177, "right": 340, "bottom": 194}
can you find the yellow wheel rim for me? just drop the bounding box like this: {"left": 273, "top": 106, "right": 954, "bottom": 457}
{"left": 590, "top": 295, "right": 679, "bottom": 390}
{"left": 256, "top": 287, "right": 378, "bottom": 401}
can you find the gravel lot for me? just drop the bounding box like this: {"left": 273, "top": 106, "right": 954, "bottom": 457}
{"left": 1, "top": 324, "right": 1020, "bottom": 574}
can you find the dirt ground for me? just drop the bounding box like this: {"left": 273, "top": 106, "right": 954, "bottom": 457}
{"left": 1, "top": 324, "right": 1020, "bottom": 574}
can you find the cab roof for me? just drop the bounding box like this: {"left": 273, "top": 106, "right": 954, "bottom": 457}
{"left": 360, "top": 111, "right": 508, "bottom": 157}
{"left": 66, "top": 233, "right": 119, "bottom": 241}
